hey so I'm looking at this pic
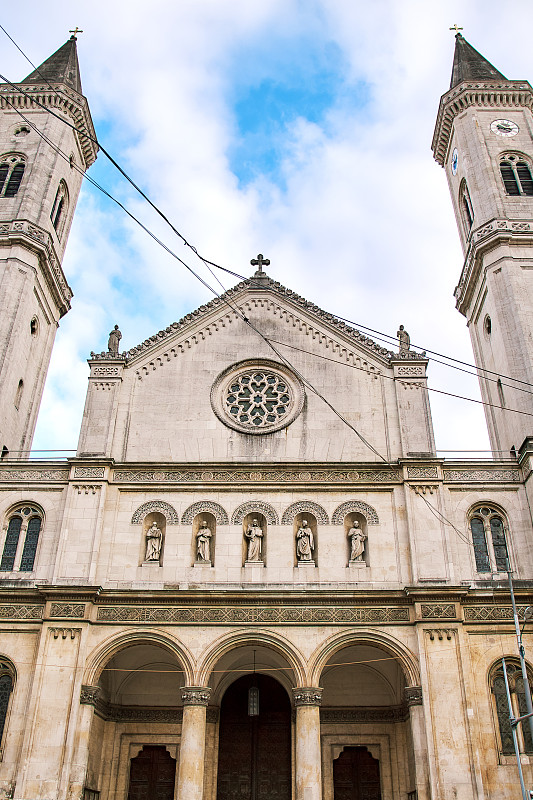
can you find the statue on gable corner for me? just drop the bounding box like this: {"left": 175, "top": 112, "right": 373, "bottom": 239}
{"left": 397, "top": 325, "right": 410, "bottom": 355}
{"left": 107, "top": 324, "right": 122, "bottom": 355}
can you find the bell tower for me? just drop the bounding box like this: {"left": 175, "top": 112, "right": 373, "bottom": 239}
{"left": 432, "top": 34, "right": 533, "bottom": 457}
{"left": 0, "top": 36, "right": 97, "bottom": 458}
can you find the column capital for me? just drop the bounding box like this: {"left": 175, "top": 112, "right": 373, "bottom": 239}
{"left": 404, "top": 685, "right": 423, "bottom": 706}
{"left": 181, "top": 686, "right": 211, "bottom": 706}
{"left": 80, "top": 684, "right": 100, "bottom": 706}
{"left": 292, "top": 687, "right": 323, "bottom": 707}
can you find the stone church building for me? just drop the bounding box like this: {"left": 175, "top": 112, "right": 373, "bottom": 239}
{"left": 0, "top": 31, "right": 533, "bottom": 800}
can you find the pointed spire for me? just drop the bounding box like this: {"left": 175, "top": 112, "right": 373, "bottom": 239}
{"left": 21, "top": 37, "right": 82, "bottom": 94}
{"left": 450, "top": 33, "right": 506, "bottom": 88}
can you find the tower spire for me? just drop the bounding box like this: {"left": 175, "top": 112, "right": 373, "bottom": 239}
{"left": 449, "top": 33, "right": 506, "bottom": 88}
{"left": 21, "top": 37, "right": 82, "bottom": 94}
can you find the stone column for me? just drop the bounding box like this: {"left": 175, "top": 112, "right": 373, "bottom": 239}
{"left": 176, "top": 686, "right": 211, "bottom": 800}
{"left": 405, "top": 686, "right": 430, "bottom": 800}
{"left": 292, "top": 687, "right": 323, "bottom": 800}
{"left": 67, "top": 685, "right": 100, "bottom": 797}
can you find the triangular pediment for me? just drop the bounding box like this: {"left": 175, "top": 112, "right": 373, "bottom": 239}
{"left": 112, "top": 275, "right": 398, "bottom": 372}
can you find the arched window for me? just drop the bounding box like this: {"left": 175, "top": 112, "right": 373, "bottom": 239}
{"left": 500, "top": 154, "right": 533, "bottom": 196}
{"left": 491, "top": 660, "right": 533, "bottom": 755}
{"left": 0, "top": 505, "right": 43, "bottom": 572}
{"left": 469, "top": 505, "right": 509, "bottom": 574}
{"left": 459, "top": 180, "right": 474, "bottom": 235}
{"left": 50, "top": 181, "right": 69, "bottom": 237}
{"left": 0, "top": 154, "right": 25, "bottom": 198}
{"left": 14, "top": 379, "right": 23, "bottom": 410}
{"left": 0, "top": 659, "right": 15, "bottom": 753}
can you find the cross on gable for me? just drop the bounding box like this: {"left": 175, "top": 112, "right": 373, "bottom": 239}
{"left": 69, "top": 27, "right": 84, "bottom": 39}
{"left": 449, "top": 24, "right": 463, "bottom": 34}
{"left": 250, "top": 254, "right": 270, "bottom": 275}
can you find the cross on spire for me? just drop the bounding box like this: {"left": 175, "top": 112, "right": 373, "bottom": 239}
{"left": 251, "top": 253, "right": 270, "bottom": 275}
{"left": 69, "top": 27, "right": 84, "bottom": 39}
{"left": 449, "top": 24, "right": 463, "bottom": 34}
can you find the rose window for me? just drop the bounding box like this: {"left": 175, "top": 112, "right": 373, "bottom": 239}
{"left": 211, "top": 359, "right": 304, "bottom": 434}
{"left": 225, "top": 371, "right": 292, "bottom": 428}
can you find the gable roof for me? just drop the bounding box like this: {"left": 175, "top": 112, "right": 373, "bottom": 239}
{"left": 92, "top": 272, "right": 425, "bottom": 365}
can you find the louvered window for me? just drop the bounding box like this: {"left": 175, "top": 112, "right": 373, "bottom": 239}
{"left": 460, "top": 180, "right": 474, "bottom": 235}
{"left": 500, "top": 155, "right": 533, "bottom": 196}
{"left": 50, "top": 181, "right": 69, "bottom": 237}
{"left": 0, "top": 155, "right": 25, "bottom": 198}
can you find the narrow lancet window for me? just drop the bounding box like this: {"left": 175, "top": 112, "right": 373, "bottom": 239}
{"left": 0, "top": 155, "right": 25, "bottom": 198}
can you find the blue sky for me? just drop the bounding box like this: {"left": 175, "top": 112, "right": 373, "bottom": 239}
{"left": 3, "top": 0, "right": 532, "bottom": 458}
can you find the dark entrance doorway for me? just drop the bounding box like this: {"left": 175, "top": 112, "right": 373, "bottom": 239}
{"left": 216, "top": 674, "right": 291, "bottom": 800}
{"left": 333, "top": 746, "right": 381, "bottom": 800}
{"left": 127, "top": 745, "right": 176, "bottom": 800}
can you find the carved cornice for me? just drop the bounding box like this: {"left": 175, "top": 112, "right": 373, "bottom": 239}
{"left": 0, "top": 83, "right": 98, "bottom": 168}
{"left": 0, "top": 219, "right": 72, "bottom": 316}
{"left": 455, "top": 219, "right": 533, "bottom": 314}
{"left": 181, "top": 687, "right": 211, "bottom": 706}
{"left": 292, "top": 687, "right": 323, "bottom": 707}
{"left": 432, "top": 80, "right": 533, "bottom": 166}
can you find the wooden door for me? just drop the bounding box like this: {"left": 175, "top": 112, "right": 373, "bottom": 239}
{"left": 333, "top": 746, "right": 381, "bottom": 800}
{"left": 127, "top": 745, "right": 176, "bottom": 800}
{"left": 216, "top": 674, "right": 291, "bottom": 800}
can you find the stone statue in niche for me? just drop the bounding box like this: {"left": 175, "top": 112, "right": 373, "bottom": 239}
{"left": 244, "top": 519, "right": 263, "bottom": 562}
{"left": 145, "top": 522, "right": 163, "bottom": 562}
{"left": 107, "top": 324, "right": 122, "bottom": 354}
{"left": 397, "top": 324, "right": 410, "bottom": 355}
{"left": 196, "top": 521, "right": 212, "bottom": 562}
{"left": 296, "top": 519, "right": 314, "bottom": 562}
{"left": 348, "top": 520, "right": 367, "bottom": 562}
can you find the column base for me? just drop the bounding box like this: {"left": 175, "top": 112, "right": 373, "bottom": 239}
{"left": 297, "top": 560, "right": 316, "bottom": 568}
{"left": 141, "top": 560, "right": 161, "bottom": 567}
{"left": 194, "top": 560, "right": 212, "bottom": 568}
{"left": 348, "top": 560, "right": 367, "bottom": 568}
{"left": 244, "top": 560, "right": 264, "bottom": 567}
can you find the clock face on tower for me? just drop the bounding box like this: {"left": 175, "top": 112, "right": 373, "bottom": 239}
{"left": 490, "top": 119, "right": 519, "bottom": 137}
{"left": 451, "top": 148, "right": 458, "bottom": 175}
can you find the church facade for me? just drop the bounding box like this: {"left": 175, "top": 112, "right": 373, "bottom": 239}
{"left": 0, "top": 32, "right": 533, "bottom": 800}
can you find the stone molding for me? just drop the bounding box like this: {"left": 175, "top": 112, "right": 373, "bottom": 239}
{"left": 97, "top": 605, "right": 411, "bottom": 624}
{"left": 50, "top": 603, "right": 85, "bottom": 619}
{"left": 50, "top": 627, "right": 80, "bottom": 640}
{"left": 181, "top": 687, "right": 211, "bottom": 706}
{"left": 292, "top": 687, "right": 323, "bottom": 707}
{"left": 131, "top": 501, "right": 179, "bottom": 525}
{"left": 80, "top": 685, "right": 101, "bottom": 706}
{"left": 426, "top": 629, "right": 455, "bottom": 641}
{"left": 331, "top": 501, "right": 379, "bottom": 525}
{"left": 231, "top": 501, "right": 279, "bottom": 525}
{"left": 420, "top": 604, "right": 456, "bottom": 619}
{"left": 404, "top": 686, "right": 423, "bottom": 707}
{"left": 0, "top": 218, "right": 72, "bottom": 314}
{"left": 0, "top": 469, "right": 69, "bottom": 482}
{"left": 281, "top": 501, "right": 329, "bottom": 525}
{"left": 113, "top": 467, "right": 402, "bottom": 485}
{"left": 320, "top": 705, "right": 408, "bottom": 722}
{"left": 0, "top": 605, "right": 43, "bottom": 620}
{"left": 181, "top": 501, "right": 229, "bottom": 525}
{"left": 443, "top": 468, "right": 520, "bottom": 483}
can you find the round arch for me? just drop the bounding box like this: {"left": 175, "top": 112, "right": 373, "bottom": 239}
{"left": 308, "top": 629, "right": 420, "bottom": 687}
{"left": 83, "top": 629, "right": 195, "bottom": 686}
{"left": 196, "top": 628, "right": 307, "bottom": 689}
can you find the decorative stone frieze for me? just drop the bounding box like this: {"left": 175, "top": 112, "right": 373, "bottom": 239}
{"left": 292, "top": 688, "right": 323, "bottom": 707}
{"left": 181, "top": 501, "right": 229, "bottom": 525}
{"left": 320, "top": 706, "right": 408, "bottom": 722}
{"left": 464, "top": 605, "right": 532, "bottom": 622}
{"left": 181, "top": 687, "right": 211, "bottom": 706}
{"left": 407, "top": 467, "right": 439, "bottom": 479}
{"left": 112, "top": 467, "right": 402, "bottom": 484}
{"left": 0, "top": 469, "right": 69, "bottom": 482}
{"left": 0, "top": 605, "right": 43, "bottom": 620}
{"left": 131, "top": 501, "right": 179, "bottom": 525}
{"left": 50, "top": 603, "right": 85, "bottom": 619}
{"left": 443, "top": 468, "right": 520, "bottom": 482}
{"left": 73, "top": 467, "right": 106, "bottom": 479}
{"left": 281, "top": 501, "right": 329, "bottom": 525}
{"left": 96, "top": 605, "right": 410, "bottom": 624}
{"left": 80, "top": 685, "right": 101, "bottom": 706}
{"left": 420, "top": 604, "right": 456, "bottom": 619}
{"left": 331, "top": 501, "right": 379, "bottom": 525}
{"left": 231, "top": 502, "right": 278, "bottom": 525}
{"left": 404, "top": 686, "right": 423, "bottom": 707}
